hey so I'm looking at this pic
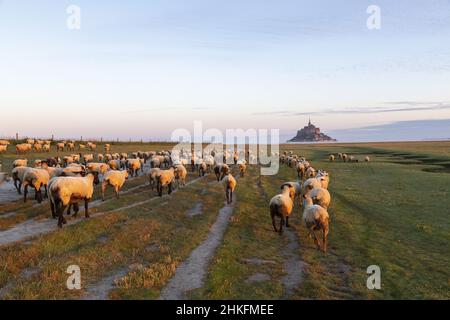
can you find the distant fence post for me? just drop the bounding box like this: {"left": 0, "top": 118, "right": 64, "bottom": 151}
{"left": 16, "top": 133, "right": 19, "bottom": 141}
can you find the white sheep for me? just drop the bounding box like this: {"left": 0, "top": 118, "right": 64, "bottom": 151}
{"left": 365, "top": 156, "right": 370, "bottom": 162}
{"left": 269, "top": 184, "right": 294, "bottom": 233}
{"left": 11, "top": 166, "right": 30, "bottom": 194}
{"left": 101, "top": 170, "right": 129, "bottom": 201}
{"left": 280, "top": 181, "right": 302, "bottom": 208}
{"left": 156, "top": 167, "right": 175, "bottom": 197}
{"left": 0, "top": 145, "right": 7, "bottom": 153}
{"left": 16, "top": 143, "right": 32, "bottom": 154}
{"left": 86, "top": 162, "right": 110, "bottom": 175}
{"left": 48, "top": 172, "right": 99, "bottom": 227}
{"left": 147, "top": 168, "right": 161, "bottom": 191}
{"left": 329, "top": 154, "right": 335, "bottom": 161}
{"left": 305, "top": 167, "right": 317, "bottom": 178}
{"left": 127, "top": 158, "right": 142, "bottom": 177}
{"left": 174, "top": 164, "right": 187, "bottom": 187}
{"left": 214, "top": 164, "right": 230, "bottom": 181}
{"left": 22, "top": 168, "right": 50, "bottom": 203}
{"left": 13, "top": 159, "right": 28, "bottom": 168}
{"left": 222, "top": 173, "right": 237, "bottom": 204}
{"left": 309, "top": 187, "right": 331, "bottom": 210}
{"left": 237, "top": 160, "right": 247, "bottom": 177}
{"left": 302, "top": 194, "right": 329, "bottom": 252}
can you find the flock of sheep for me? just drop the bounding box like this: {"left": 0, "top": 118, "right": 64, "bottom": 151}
{"left": 1, "top": 138, "right": 373, "bottom": 253}
{"left": 271, "top": 151, "right": 332, "bottom": 252}
{"left": 1, "top": 139, "right": 247, "bottom": 228}
{"left": 272, "top": 151, "right": 371, "bottom": 252}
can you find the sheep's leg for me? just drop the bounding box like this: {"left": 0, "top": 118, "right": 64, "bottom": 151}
{"left": 50, "top": 200, "right": 56, "bottom": 219}
{"left": 115, "top": 185, "right": 120, "bottom": 199}
{"left": 37, "top": 187, "right": 43, "bottom": 203}
{"left": 272, "top": 216, "right": 278, "bottom": 232}
{"left": 14, "top": 179, "right": 21, "bottom": 194}
{"left": 23, "top": 184, "right": 28, "bottom": 203}
{"left": 84, "top": 199, "right": 90, "bottom": 218}
{"left": 285, "top": 216, "right": 290, "bottom": 228}
{"left": 279, "top": 217, "right": 284, "bottom": 234}
{"left": 67, "top": 204, "right": 72, "bottom": 215}
{"left": 168, "top": 182, "right": 173, "bottom": 195}
{"left": 310, "top": 228, "right": 320, "bottom": 249}
{"left": 73, "top": 203, "right": 80, "bottom": 218}
{"left": 56, "top": 201, "right": 67, "bottom": 227}
{"left": 230, "top": 190, "right": 233, "bottom": 203}
{"left": 44, "top": 185, "right": 48, "bottom": 199}
{"left": 322, "top": 225, "right": 329, "bottom": 253}
{"left": 101, "top": 182, "right": 107, "bottom": 201}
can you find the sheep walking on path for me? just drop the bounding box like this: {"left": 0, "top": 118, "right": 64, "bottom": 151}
{"left": 269, "top": 184, "right": 294, "bottom": 234}
{"left": 302, "top": 194, "right": 329, "bottom": 252}
{"left": 222, "top": 173, "right": 236, "bottom": 204}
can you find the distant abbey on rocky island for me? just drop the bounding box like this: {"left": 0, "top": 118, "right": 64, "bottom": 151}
{"left": 288, "top": 118, "right": 336, "bottom": 142}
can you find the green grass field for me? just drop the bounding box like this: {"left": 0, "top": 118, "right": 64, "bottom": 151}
{"left": 0, "top": 141, "right": 449, "bottom": 299}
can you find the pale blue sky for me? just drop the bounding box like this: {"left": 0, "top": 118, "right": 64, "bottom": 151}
{"left": 1, "top": 0, "right": 450, "bottom": 141}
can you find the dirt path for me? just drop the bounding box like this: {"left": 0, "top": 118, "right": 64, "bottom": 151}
{"left": 0, "top": 181, "right": 21, "bottom": 203}
{"left": 0, "top": 175, "right": 208, "bottom": 247}
{"left": 159, "top": 198, "right": 236, "bottom": 300}
{"left": 82, "top": 268, "right": 129, "bottom": 300}
{"left": 281, "top": 221, "right": 306, "bottom": 298}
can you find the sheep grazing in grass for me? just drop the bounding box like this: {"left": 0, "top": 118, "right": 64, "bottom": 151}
{"left": 16, "top": 143, "right": 32, "bottom": 154}
{"left": 0, "top": 145, "right": 7, "bottom": 153}
{"left": 305, "top": 167, "right": 317, "bottom": 179}
{"left": 237, "top": 160, "right": 247, "bottom": 177}
{"left": 62, "top": 164, "right": 86, "bottom": 177}
{"left": 101, "top": 170, "right": 129, "bottom": 201}
{"left": 269, "top": 184, "right": 294, "bottom": 233}
{"left": 302, "top": 194, "right": 329, "bottom": 252}
{"left": 280, "top": 181, "right": 302, "bottom": 208}
{"left": 97, "top": 154, "right": 104, "bottom": 162}
{"left": 342, "top": 153, "right": 348, "bottom": 162}
{"left": 365, "top": 156, "right": 370, "bottom": 162}
{"left": 22, "top": 168, "right": 50, "bottom": 203}
{"left": 67, "top": 142, "right": 75, "bottom": 151}
{"left": 63, "top": 156, "right": 74, "bottom": 166}
{"left": 11, "top": 166, "right": 31, "bottom": 194}
{"left": 296, "top": 162, "right": 306, "bottom": 180}
{"left": 79, "top": 144, "right": 86, "bottom": 150}
{"left": 26, "top": 138, "right": 35, "bottom": 145}
{"left": 174, "top": 164, "right": 187, "bottom": 187}
{"left": 329, "top": 154, "right": 335, "bottom": 162}
{"left": 156, "top": 167, "right": 175, "bottom": 197}
{"left": 56, "top": 142, "right": 65, "bottom": 152}
{"left": 349, "top": 155, "right": 358, "bottom": 163}
{"left": 303, "top": 177, "right": 322, "bottom": 193}
{"left": 148, "top": 168, "right": 161, "bottom": 191}
{"left": 0, "top": 140, "right": 10, "bottom": 146}
{"left": 127, "top": 159, "right": 142, "bottom": 177}
{"left": 223, "top": 173, "right": 236, "bottom": 204}
{"left": 104, "top": 144, "right": 111, "bottom": 153}
{"left": 214, "top": 164, "right": 230, "bottom": 181}
{"left": 48, "top": 172, "right": 99, "bottom": 227}
{"left": 43, "top": 144, "right": 50, "bottom": 152}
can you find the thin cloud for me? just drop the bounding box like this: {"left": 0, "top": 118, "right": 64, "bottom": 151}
{"left": 253, "top": 101, "right": 450, "bottom": 117}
